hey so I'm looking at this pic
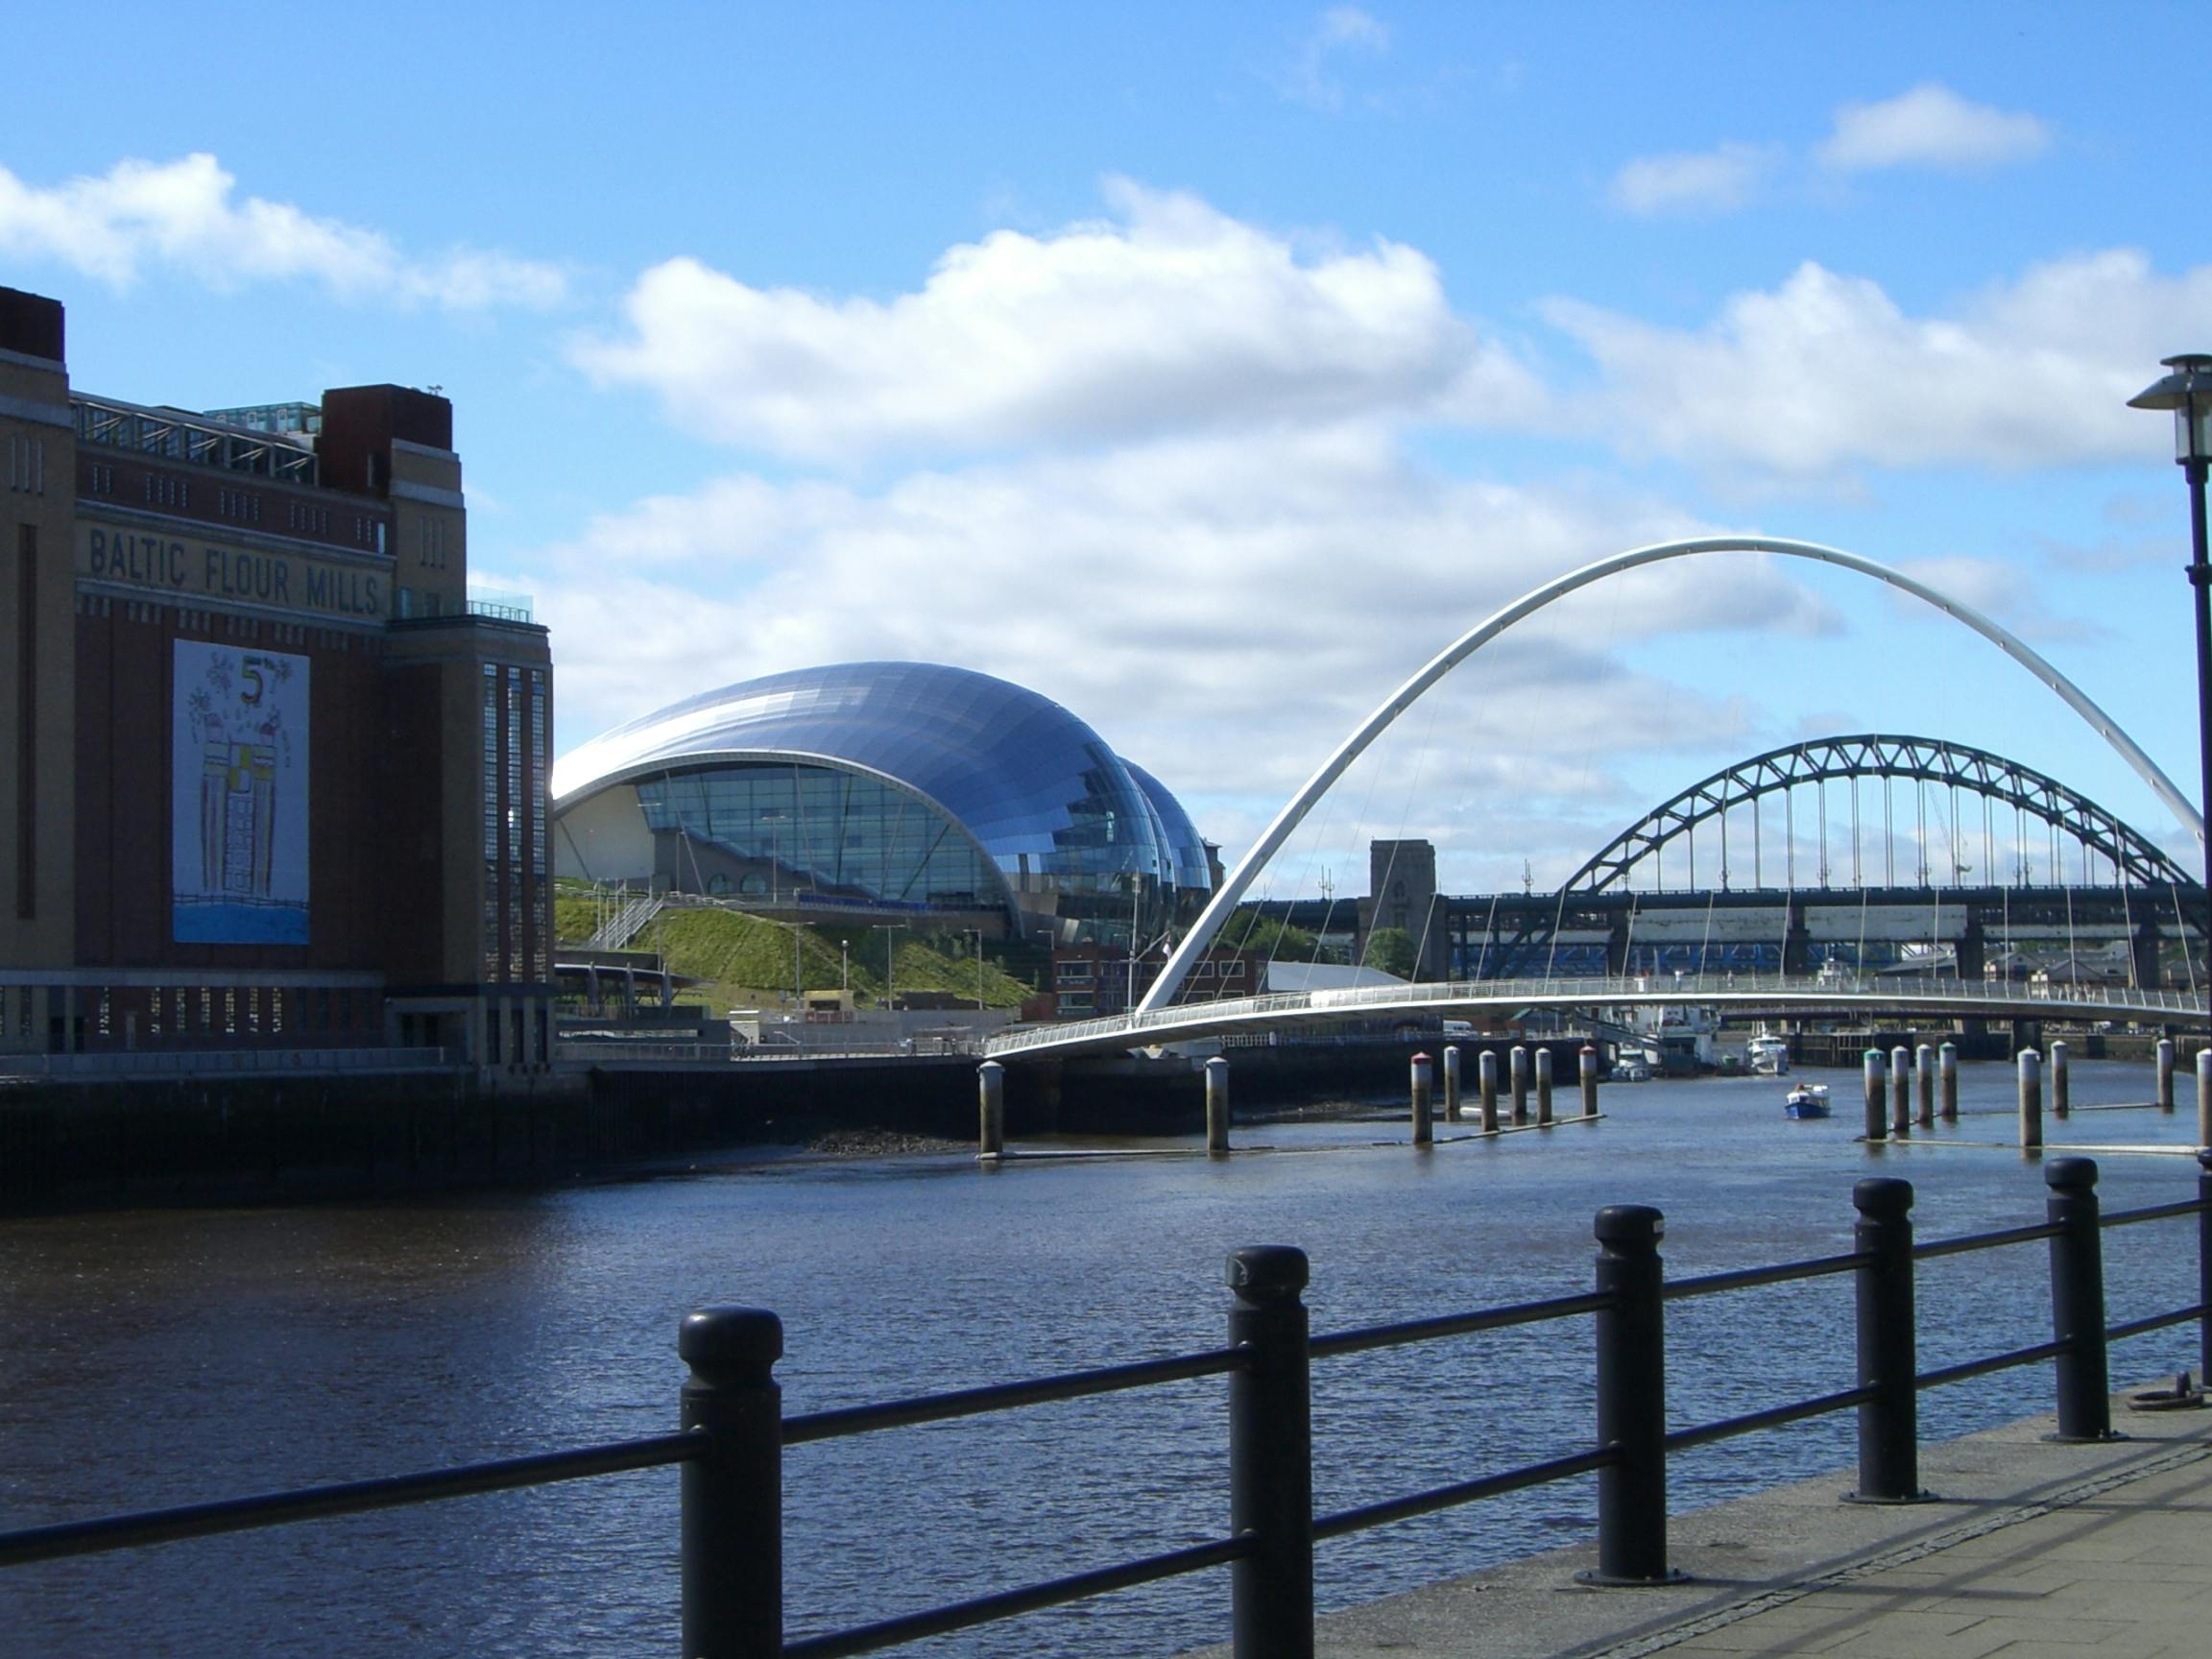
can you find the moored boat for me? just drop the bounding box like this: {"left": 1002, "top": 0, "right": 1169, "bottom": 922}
{"left": 1747, "top": 1033, "right": 1791, "bottom": 1076}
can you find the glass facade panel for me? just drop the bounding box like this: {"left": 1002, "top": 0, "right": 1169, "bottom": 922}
{"left": 555, "top": 662, "right": 1211, "bottom": 944}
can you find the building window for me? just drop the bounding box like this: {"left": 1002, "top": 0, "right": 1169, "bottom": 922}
{"left": 7, "top": 435, "right": 43, "bottom": 494}
{"left": 1222, "top": 961, "right": 1246, "bottom": 980}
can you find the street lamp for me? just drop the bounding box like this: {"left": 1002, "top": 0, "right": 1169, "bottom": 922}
{"left": 2128, "top": 353, "right": 2212, "bottom": 1040}
{"left": 840, "top": 938, "right": 850, "bottom": 995}
{"left": 759, "top": 808, "right": 787, "bottom": 908}
{"left": 963, "top": 927, "right": 985, "bottom": 1011}
{"left": 873, "top": 924, "right": 906, "bottom": 1012}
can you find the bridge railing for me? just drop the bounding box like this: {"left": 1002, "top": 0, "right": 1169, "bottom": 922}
{"left": 4, "top": 1157, "right": 2204, "bottom": 1656}
{"left": 990, "top": 972, "right": 2200, "bottom": 1055}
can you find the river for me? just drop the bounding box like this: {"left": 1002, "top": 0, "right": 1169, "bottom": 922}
{"left": 0, "top": 1060, "right": 2201, "bottom": 1657}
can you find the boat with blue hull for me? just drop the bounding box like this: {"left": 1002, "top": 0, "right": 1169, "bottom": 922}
{"left": 1785, "top": 1083, "right": 1831, "bottom": 1119}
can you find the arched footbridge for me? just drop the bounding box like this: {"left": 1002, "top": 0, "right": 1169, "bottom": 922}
{"left": 983, "top": 975, "right": 2207, "bottom": 1063}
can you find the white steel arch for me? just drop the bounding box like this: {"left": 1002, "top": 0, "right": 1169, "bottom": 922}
{"left": 1138, "top": 535, "right": 2200, "bottom": 1014}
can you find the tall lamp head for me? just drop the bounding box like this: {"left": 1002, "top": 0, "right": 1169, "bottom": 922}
{"left": 2128, "top": 353, "right": 2212, "bottom": 465}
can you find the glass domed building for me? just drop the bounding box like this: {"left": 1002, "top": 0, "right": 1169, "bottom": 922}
{"left": 551, "top": 662, "right": 1210, "bottom": 945}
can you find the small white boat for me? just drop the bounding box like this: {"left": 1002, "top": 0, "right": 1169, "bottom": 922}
{"left": 1785, "top": 1083, "right": 1831, "bottom": 1119}
{"left": 1613, "top": 1054, "right": 1652, "bottom": 1082}
{"left": 1747, "top": 1034, "right": 1791, "bottom": 1076}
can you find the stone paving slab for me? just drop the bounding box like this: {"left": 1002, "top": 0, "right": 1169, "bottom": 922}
{"left": 1183, "top": 1382, "right": 2212, "bottom": 1659}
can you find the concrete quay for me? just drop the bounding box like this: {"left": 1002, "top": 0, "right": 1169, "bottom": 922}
{"left": 1197, "top": 1381, "right": 2212, "bottom": 1659}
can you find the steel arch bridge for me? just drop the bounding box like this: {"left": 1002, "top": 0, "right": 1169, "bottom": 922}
{"left": 1564, "top": 733, "right": 2196, "bottom": 896}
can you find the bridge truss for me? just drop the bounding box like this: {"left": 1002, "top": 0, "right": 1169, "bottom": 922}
{"left": 1566, "top": 734, "right": 2195, "bottom": 896}
{"left": 1475, "top": 734, "right": 2199, "bottom": 982}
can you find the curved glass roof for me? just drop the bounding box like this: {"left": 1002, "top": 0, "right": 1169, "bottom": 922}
{"left": 1124, "top": 760, "right": 1212, "bottom": 896}
{"left": 554, "top": 662, "right": 1180, "bottom": 894}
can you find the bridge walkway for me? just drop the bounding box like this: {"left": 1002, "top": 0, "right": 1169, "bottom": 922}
{"left": 1246, "top": 1382, "right": 2212, "bottom": 1659}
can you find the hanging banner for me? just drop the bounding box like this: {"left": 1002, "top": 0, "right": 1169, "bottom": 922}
{"left": 172, "top": 640, "right": 310, "bottom": 944}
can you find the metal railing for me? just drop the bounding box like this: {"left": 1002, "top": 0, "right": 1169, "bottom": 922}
{"left": 3, "top": 1155, "right": 2204, "bottom": 1656}
{"left": 990, "top": 970, "right": 2207, "bottom": 1057}
{"left": 0, "top": 1046, "right": 452, "bottom": 1081}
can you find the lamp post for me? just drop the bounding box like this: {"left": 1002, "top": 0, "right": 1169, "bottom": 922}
{"left": 840, "top": 938, "right": 850, "bottom": 995}
{"left": 2128, "top": 353, "right": 2212, "bottom": 1049}
{"left": 759, "top": 808, "right": 786, "bottom": 908}
{"left": 873, "top": 924, "right": 906, "bottom": 1013}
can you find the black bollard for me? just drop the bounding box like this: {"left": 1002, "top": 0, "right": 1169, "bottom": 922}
{"left": 2045, "top": 1159, "right": 2113, "bottom": 1442}
{"left": 1850, "top": 1178, "right": 1923, "bottom": 1503}
{"left": 1582, "top": 1206, "right": 1680, "bottom": 1585}
{"left": 680, "top": 1308, "right": 785, "bottom": 1659}
{"left": 2200, "top": 1150, "right": 2212, "bottom": 1386}
{"left": 1226, "top": 1247, "right": 1314, "bottom": 1659}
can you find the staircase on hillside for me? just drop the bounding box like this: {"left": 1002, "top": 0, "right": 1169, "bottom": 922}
{"left": 588, "top": 892, "right": 668, "bottom": 951}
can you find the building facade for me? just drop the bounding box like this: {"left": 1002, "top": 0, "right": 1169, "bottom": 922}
{"left": 0, "top": 287, "right": 552, "bottom": 1074}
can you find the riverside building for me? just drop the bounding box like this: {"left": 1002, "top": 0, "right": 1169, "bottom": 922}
{"left": 0, "top": 286, "right": 553, "bottom": 1075}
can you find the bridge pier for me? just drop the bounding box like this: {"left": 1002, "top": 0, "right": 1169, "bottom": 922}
{"left": 1206, "top": 1056, "right": 1231, "bottom": 1156}
{"left": 977, "top": 1062, "right": 1005, "bottom": 1159}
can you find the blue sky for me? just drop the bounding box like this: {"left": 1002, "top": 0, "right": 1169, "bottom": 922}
{"left": 7, "top": 2, "right": 2207, "bottom": 896}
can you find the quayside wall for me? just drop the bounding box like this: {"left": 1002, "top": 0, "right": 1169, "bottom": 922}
{"left": 0, "top": 1058, "right": 1026, "bottom": 1213}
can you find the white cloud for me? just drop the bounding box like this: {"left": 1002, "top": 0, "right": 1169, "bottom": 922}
{"left": 572, "top": 179, "right": 1540, "bottom": 459}
{"left": 0, "top": 154, "right": 566, "bottom": 310}
{"left": 1818, "top": 84, "right": 2050, "bottom": 174}
{"left": 1275, "top": 7, "right": 1391, "bottom": 110}
{"left": 524, "top": 427, "right": 1841, "bottom": 879}
{"left": 1608, "top": 143, "right": 1779, "bottom": 218}
{"left": 1543, "top": 250, "right": 2212, "bottom": 475}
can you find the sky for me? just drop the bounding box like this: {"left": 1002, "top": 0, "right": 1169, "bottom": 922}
{"left": 6, "top": 2, "right": 2208, "bottom": 902}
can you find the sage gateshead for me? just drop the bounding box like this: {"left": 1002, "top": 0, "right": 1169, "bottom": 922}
{"left": 550, "top": 662, "right": 1215, "bottom": 946}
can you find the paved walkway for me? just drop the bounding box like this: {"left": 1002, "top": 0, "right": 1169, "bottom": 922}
{"left": 1208, "top": 1381, "right": 2212, "bottom": 1659}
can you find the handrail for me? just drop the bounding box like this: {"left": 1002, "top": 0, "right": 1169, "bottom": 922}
{"left": 4, "top": 1161, "right": 2204, "bottom": 1658}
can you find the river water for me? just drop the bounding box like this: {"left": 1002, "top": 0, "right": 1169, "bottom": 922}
{"left": 0, "top": 1061, "right": 2202, "bottom": 1658}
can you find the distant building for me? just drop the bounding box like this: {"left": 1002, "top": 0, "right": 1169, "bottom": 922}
{"left": 1049, "top": 941, "right": 1260, "bottom": 1019}
{"left": 0, "top": 286, "right": 552, "bottom": 1074}
{"left": 1358, "top": 838, "right": 1448, "bottom": 979}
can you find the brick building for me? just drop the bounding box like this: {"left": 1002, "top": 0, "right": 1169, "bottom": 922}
{"left": 0, "top": 286, "right": 552, "bottom": 1075}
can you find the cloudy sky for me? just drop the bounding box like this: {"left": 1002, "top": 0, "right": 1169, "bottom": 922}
{"left": 8, "top": 3, "right": 2206, "bottom": 898}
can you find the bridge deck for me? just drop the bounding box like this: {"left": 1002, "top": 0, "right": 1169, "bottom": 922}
{"left": 991, "top": 974, "right": 2206, "bottom": 1061}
